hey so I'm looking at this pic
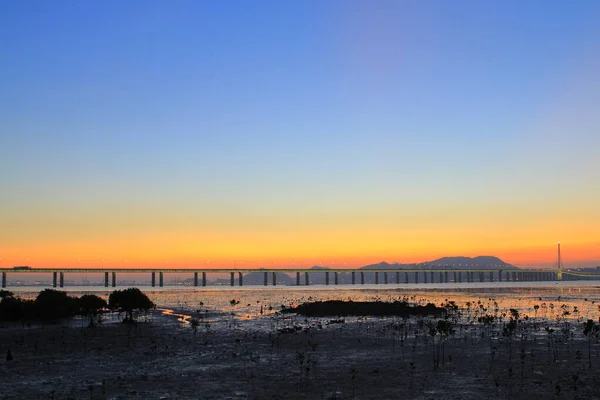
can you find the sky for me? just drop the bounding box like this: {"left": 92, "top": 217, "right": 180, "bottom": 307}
{"left": 1, "top": 1, "right": 600, "bottom": 269}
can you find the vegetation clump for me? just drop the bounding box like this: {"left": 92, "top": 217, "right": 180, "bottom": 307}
{"left": 0, "top": 288, "right": 154, "bottom": 325}
{"left": 282, "top": 300, "right": 445, "bottom": 317}
{"left": 108, "top": 288, "right": 155, "bottom": 323}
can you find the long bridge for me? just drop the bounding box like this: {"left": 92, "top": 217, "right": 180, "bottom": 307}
{"left": 0, "top": 266, "right": 592, "bottom": 289}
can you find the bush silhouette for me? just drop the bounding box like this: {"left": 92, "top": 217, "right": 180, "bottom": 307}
{"left": 79, "top": 294, "right": 107, "bottom": 327}
{"left": 0, "top": 295, "right": 24, "bottom": 321}
{"left": 35, "top": 289, "right": 79, "bottom": 322}
{"left": 108, "top": 288, "right": 154, "bottom": 322}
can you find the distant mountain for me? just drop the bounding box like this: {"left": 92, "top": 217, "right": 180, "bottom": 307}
{"left": 428, "top": 256, "right": 516, "bottom": 269}
{"left": 360, "top": 256, "right": 517, "bottom": 270}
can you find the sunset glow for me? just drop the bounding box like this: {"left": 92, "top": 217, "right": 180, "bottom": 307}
{"left": 1, "top": 2, "right": 599, "bottom": 269}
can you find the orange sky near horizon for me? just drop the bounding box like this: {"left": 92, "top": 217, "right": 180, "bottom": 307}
{"left": 2, "top": 2, "right": 600, "bottom": 271}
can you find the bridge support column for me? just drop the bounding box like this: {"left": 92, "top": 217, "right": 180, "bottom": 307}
{"left": 104, "top": 272, "right": 109, "bottom": 287}
{"left": 458, "top": 272, "right": 462, "bottom": 283}
{"left": 112, "top": 272, "right": 117, "bottom": 287}
{"left": 202, "top": 272, "right": 207, "bottom": 286}
{"left": 325, "top": 272, "right": 329, "bottom": 285}
{"left": 239, "top": 272, "right": 243, "bottom": 286}
{"left": 305, "top": 272, "right": 309, "bottom": 285}
{"left": 489, "top": 271, "right": 493, "bottom": 282}
{"left": 352, "top": 272, "right": 356, "bottom": 284}
{"left": 405, "top": 271, "right": 409, "bottom": 284}
{"left": 152, "top": 272, "right": 156, "bottom": 287}
{"left": 264, "top": 272, "right": 268, "bottom": 286}
{"left": 511, "top": 271, "right": 516, "bottom": 281}
{"left": 1, "top": 272, "right": 6, "bottom": 288}
{"left": 296, "top": 272, "right": 300, "bottom": 286}
{"left": 272, "top": 272, "right": 276, "bottom": 286}
{"left": 53, "top": 272, "right": 58, "bottom": 287}
{"left": 439, "top": 272, "right": 443, "bottom": 283}
{"left": 423, "top": 271, "right": 427, "bottom": 284}
{"left": 479, "top": 272, "right": 484, "bottom": 283}
{"left": 415, "top": 272, "right": 419, "bottom": 283}
{"left": 194, "top": 272, "right": 198, "bottom": 287}
{"left": 396, "top": 271, "right": 400, "bottom": 283}
{"left": 335, "top": 272, "right": 339, "bottom": 285}
{"left": 230, "top": 272, "right": 235, "bottom": 286}
{"left": 158, "top": 272, "right": 163, "bottom": 287}
{"left": 360, "top": 272, "right": 365, "bottom": 284}
{"left": 59, "top": 272, "right": 64, "bottom": 287}
{"left": 384, "top": 272, "right": 388, "bottom": 284}
{"left": 445, "top": 271, "right": 449, "bottom": 283}
{"left": 375, "top": 272, "right": 379, "bottom": 284}
{"left": 453, "top": 271, "right": 457, "bottom": 283}
{"left": 430, "top": 271, "right": 434, "bottom": 283}
{"left": 498, "top": 270, "right": 502, "bottom": 282}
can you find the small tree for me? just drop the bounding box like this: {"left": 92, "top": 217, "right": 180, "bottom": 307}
{"left": 35, "top": 289, "right": 79, "bottom": 322}
{"left": 79, "top": 294, "right": 107, "bottom": 327}
{"left": 583, "top": 319, "right": 600, "bottom": 368}
{"left": 108, "top": 288, "right": 154, "bottom": 322}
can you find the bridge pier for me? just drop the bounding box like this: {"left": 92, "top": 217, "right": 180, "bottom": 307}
{"left": 151, "top": 272, "right": 156, "bottom": 287}
{"left": 272, "top": 272, "right": 276, "bottom": 286}
{"left": 498, "top": 270, "right": 502, "bottom": 282}
{"left": 296, "top": 272, "right": 300, "bottom": 286}
{"left": 396, "top": 271, "right": 400, "bottom": 283}
{"left": 511, "top": 271, "right": 516, "bottom": 281}
{"left": 112, "top": 272, "right": 117, "bottom": 287}
{"left": 335, "top": 272, "right": 339, "bottom": 285}
{"left": 479, "top": 272, "right": 484, "bottom": 283}
{"left": 104, "top": 272, "right": 109, "bottom": 287}
{"left": 230, "top": 272, "right": 235, "bottom": 286}
{"left": 59, "top": 272, "right": 64, "bottom": 287}
{"left": 415, "top": 272, "right": 419, "bottom": 283}
{"left": 375, "top": 272, "right": 379, "bottom": 285}
{"left": 53, "top": 272, "right": 58, "bottom": 288}
{"left": 453, "top": 271, "right": 457, "bottom": 283}
{"left": 202, "top": 272, "right": 207, "bottom": 286}
{"left": 423, "top": 271, "right": 427, "bottom": 284}
{"left": 489, "top": 271, "right": 493, "bottom": 282}
{"left": 158, "top": 272, "right": 162, "bottom": 287}
{"left": 1, "top": 272, "right": 6, "bottom": 288}
{"left": 264, "top": 272, "right": 268, "bottom": 286}
{"left": 305, "top": 272, "right": 309, "bottom": 285}
{"left": 239, "top": 272, "right": 243, "bottom": 286}
{"left": 351, "top": 272, "right": 356, "bottom": 285}
{"left": 325, "top": 272, "right": 329, "bottom": 285}
{"left": 361, "top": 272, "right": 365, "bottom": 285}
{"left": 444, "top": 271, "right": 449, "bottom": 283}
{"left": 439, "top": 272, "right": 443, "bottom": 283}
{"left": 430, "top": 271, "right": 434, "bottom": 283}
{"left": 384, "top": 272, "right": 388, "bottom": 284}
{"left": 405, "top": 272, "right": 409, "bottom": 284}
{"left": 194, "top": 272, "right": 198, "bottom": 287}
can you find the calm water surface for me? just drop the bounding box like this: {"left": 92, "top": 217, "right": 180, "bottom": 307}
{"left": 9, "top": 281, "right": 600, "bottom": 328}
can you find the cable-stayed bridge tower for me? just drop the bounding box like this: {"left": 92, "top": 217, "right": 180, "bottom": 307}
{"left": 557, "top": 242, "right": 564, "bottom": 280}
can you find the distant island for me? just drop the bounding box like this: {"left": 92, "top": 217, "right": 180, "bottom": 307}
{"left": 360, "top": 256, "right": 518, "bottom": 270}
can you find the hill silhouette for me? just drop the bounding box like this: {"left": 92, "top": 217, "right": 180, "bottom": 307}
{"left": 360, "top": 256, "right": 517, "bottom": 271}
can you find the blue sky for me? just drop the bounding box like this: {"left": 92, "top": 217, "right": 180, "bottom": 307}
{"left": 1, "top": 1, "right": 600, "bottom": 267}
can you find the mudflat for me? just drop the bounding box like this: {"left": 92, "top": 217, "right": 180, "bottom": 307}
{"left": 2, "top": 307, "right": 600, "bottom": 400}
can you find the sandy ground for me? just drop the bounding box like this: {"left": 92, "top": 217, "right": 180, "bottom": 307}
{"left": 2, "top": 310, "right": 600, "bottom": 400}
